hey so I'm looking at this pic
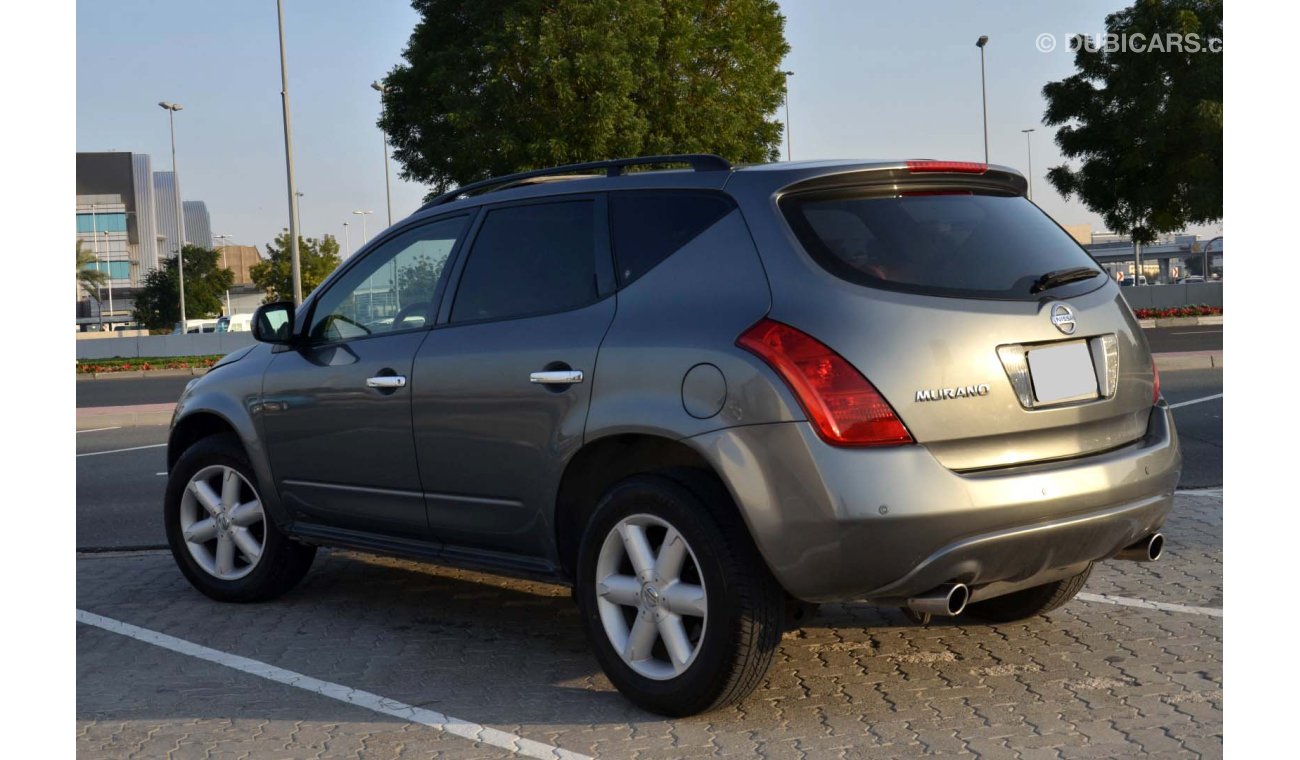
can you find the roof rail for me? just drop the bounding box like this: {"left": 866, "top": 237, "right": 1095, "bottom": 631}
{"left": 419, "top": 154, "right": 732, "bottom": 210}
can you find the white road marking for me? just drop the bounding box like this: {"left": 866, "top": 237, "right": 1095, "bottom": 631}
{"left": 1168, "top": 329, "right": 1222, "bottom": 335}
{"left": 76, "top": 443, "right": 167, "bottom": 458}
{"left": 1077, "top": 593, "right": 1222, "bottom": 618}
{"left": 76, "top": 609, "right": 591, "bottom": 760}
{"left": 155, "top": 472, "right": 167, "bottom": 476}
{"left": 1168, "top": 393, "right": 1223, "bottom": 409}
{"left": 77, "top": 426, "right": 122, "bottom": 434}
{"left": 1176, "top": 488, "right": 1222, "bottom": 497}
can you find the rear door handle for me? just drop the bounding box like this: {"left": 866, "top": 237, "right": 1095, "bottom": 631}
{"left": 366, "top": 375, "right": 407, "bottom": 389}
{"left": 530, "top": 370, "right": 583, "bottom": 385}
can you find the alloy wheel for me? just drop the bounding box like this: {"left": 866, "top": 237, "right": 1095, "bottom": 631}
{"left": 179, "top": 464, "right": 266, "bottom": 581}
{"left": 594, "top": 513, "right": 709, "bottom": 680}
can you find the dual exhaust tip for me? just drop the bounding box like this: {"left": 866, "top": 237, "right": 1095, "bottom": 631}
{"left": 904, "top": 533, "right": 1164, "bottom": 619}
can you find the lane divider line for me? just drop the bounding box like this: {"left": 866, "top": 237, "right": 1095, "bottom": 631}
{"left": 77, "top": 443, "right": 167, "bottom": 458}
{"left": 1168, "top": 393, "right": 1223, "bottom": 409}
{"left": 76, "top": 609, "right": 591, "bottom": 760}
{"left": 1077, "top": 592, "right": 1222, "bottom": 618}
{"left": 77, "top": 426, "right": 122, "bottom": 434}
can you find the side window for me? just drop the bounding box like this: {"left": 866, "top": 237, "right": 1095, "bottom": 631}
{"left": 309, "top": 215, "right": 468, "bottom": 342}
{"left": 450, "top": 200, "right": 597, "bottom": 323}
{"left": 610, "top": 191, "right": 735, "bottom": 286}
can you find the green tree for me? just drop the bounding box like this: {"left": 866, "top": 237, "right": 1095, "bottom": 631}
{"left": 132, "top": 245, "right": 236, "bottom": 330}
{"left": 1042, "top": 0, "right": 1222, "bottom": 251}
{"left": 76, "top": 240, "right": 107, "bottom": 300}
{"left": 380, "top": 0, "right": 790, "bottom": 195}
{"left": 250, "top": 231, "right": 343, "bottom": 303}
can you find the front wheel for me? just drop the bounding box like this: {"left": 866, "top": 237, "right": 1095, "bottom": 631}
{"left": 164, "top": 434, "right": 315, "bottom": 602}
{"left": 575, "top": 473, "right": 785, "bottom": 716}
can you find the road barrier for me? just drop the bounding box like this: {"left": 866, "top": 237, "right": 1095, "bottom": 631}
{"left": 75, "top": 332, "right": 256, "bottom": 360}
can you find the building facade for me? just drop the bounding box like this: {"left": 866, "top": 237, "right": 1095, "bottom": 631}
{"left": 183, "top": 201, "right": 213, "bottom": 250}
{"left": 76, "top": 152, "right": 162, "bottom": 326}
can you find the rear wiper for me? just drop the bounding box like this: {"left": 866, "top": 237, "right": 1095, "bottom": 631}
{"left": 1031, "top": 266, "right": 1102, "bottom": 293}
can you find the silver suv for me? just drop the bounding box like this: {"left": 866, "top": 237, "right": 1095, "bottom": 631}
{"left": 165, "top": 155, "right": 1179, "bottom": 715}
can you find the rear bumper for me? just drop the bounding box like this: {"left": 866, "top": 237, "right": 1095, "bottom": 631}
{"left": 687, "top": 404, "right": 1181, "bottom": 603}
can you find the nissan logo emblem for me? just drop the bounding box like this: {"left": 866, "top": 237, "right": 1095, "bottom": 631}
{"left": 1050, "top": 303, "right": 1077, "bottom": 335}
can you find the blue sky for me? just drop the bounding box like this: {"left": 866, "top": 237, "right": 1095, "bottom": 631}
{"left": 76, "top": 0, "right": 1220, "bottom": 252}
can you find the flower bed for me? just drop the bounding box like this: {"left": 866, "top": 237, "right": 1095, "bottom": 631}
{"left": 1131, "top": 305, "right": 1222, "bottom": 320}
{"left": 76, "top": 355, "right": 223, "bottom": 374}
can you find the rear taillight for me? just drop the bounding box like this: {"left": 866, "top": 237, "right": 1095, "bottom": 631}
{"left": 1153, "top": 362, "right": 1162, "bottom": 404}
{"left": 905, "top": 160, "right": 988, "bottom": 174}
{"left": 737, "top": 319, "right": 913, "bottom": 447}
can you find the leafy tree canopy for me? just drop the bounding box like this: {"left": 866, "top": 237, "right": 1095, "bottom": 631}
{"left": 132, "top": 245, "right": 235, "bottom": 330}
{"left": 380, "top": 0, "right": 790, "bottom": 196}
{"left": 250, "top": 231, "right": 343, "bottom": 303}
{"left": 1042, "top": 0, "right": 1222, "bottom": 244}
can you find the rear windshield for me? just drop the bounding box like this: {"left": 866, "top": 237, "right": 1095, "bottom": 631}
{"left": 781, "top": 191, "right": 1104, "bottom": 300}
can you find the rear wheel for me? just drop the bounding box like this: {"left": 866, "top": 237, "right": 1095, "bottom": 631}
{"left": 575, "top": 473, "right": 784, "bottom": 716}
{"left": 165, "top": 434, "right": 316, "bottom": 602}
{"left": 963, "top": 564, "right": 1093, "bottom": 622}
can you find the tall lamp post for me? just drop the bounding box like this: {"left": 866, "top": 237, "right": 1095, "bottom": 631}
{"left": 159, "top": 101, "right": 187, "bottom": 329}
{"left": 976, "top": 36, "right": 990, "bottom": 163}
{"left": 215, "top": 233, "right": 233, "bottom": 316}
{"left": 1203, "top": 235, "right": 1222, "bottom": 280}
{"left": 370, "top": 81, "right": 394, "bottom": 227}
{"left": 276, "top": 0, "right": 303, "bottom": 305}
{"left": 781, "top": 70, "right": 794, "bottom": 162}
{"left": 343, "top": 221, "right": 351, "bottom": 258}
{"left": 352, "top": 210, "right": 374, "bottom": 245}
{"left": 1020, "top": 128, "right": 1036, "bottom": 200}
{"left": 102, "top": 229, "right": 114, "bottom": 325}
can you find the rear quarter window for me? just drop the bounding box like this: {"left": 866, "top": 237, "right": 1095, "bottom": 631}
{"left": 610, "top": 191, "right": 735, "bottom": 286}
{"left": 781, "top": 191, "right": 1103, "bottom": 300}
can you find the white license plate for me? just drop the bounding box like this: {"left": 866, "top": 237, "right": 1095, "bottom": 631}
{"left": 1027, "top": 341, "right": 1099, "bottom": 404}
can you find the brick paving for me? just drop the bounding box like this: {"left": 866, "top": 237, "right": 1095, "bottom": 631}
{"left": 77, "top": 490, "right": 1222, "bottom": 759}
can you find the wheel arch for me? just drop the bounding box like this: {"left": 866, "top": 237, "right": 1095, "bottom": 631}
{"left": 552, "top": 432, "right": 752, "bottom": 580}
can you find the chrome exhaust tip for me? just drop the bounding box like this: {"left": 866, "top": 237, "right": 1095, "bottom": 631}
{"left": 906, "top": 583, "right": 970, "bottom": 617}
{"left": 1116, "top": 532, "right": 1164, "bottom": 562}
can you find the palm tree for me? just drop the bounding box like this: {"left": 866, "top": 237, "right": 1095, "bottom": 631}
{"left": 77, "top": 240, "right": 107, "bottom": 301}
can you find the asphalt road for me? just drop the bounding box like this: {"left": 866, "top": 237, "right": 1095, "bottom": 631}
{"left": 1143, "top": 324, "right": 1222, "bottom": 354}
{"left": 77, "top": 374, "right": 192, "bottom": 408}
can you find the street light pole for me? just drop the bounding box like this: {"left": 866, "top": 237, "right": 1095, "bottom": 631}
{"left": 91, "top": 204, "right": 102, "bottom": 328}
{"left": 215, "top": 233, "right": 233, "bottom": 316}
{"left": 352, "top": 210, "right": 373, "bottom": 244}
{"left": 781, "top": 70, "right": 794, "bottom": 162}
{"left": 1020, "top": 128, "right": 1036, "bottom": 200}
{"left": 276, "top": 0, "right": 303, "bottom": 305}
{"left": 371, "top": 81, "right": 394, "bottom": 227}
{"left": 159, "top": 101, "right": 187, "bottom": 329}
{"left": 976, "top": 36, "right": 990, "bottom": 163}
{"left": 103, "top": 230, "right": 114, "bottom": 325}
{"left": 343, "top": 221, "right": 351, "bottom": 258}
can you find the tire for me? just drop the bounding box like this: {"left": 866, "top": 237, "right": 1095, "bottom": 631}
{"left": 963, "top": 563, "right": 1093, "bottom": 622}
{"left": 165, "top": 433, "right": 316, "bottom": 603}
{"left": 575, "top": 471, "right": 785, "bottom": 716}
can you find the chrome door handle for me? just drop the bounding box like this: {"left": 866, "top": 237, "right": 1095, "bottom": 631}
{"left": 530, "top": 370, "right": 583, "bottom": 385}
{"left": 366, "top": 375, "right": 407, "bottom": 389}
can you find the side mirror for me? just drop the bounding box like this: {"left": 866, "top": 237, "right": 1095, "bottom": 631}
{"left": 252, "top": 302, "right": 296, "bottom": 344}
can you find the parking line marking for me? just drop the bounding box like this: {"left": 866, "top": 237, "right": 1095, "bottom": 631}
{"left": 76, "top": 609, "right": 591, "bottom": 760}
{"left": 76, "top": 443, "right": 166, "bottom": 458}
{"left": 1168, "top": 393, "right": 1223, "bottom": 409}
{"left": 77, "top": 426, "right": 122, "bottom": 434}
{"left": 1077, "top": 593, "right": 1222, "bottom": 618}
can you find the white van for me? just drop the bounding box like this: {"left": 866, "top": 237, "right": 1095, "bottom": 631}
{"left": 217, "top": 314, "right": 254, "bottom": 333}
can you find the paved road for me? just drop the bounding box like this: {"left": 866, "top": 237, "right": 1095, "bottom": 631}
{"left": 77, "top": 374, "right": 192, "bottom": 408}
{"left": 77, "top": 490, "right": 1222, "bottom": 758}
{"left": 1143, "top": 325, "right": 1222, "bottom": 354}
{"left": 1161, "top": 368, "right": 1223, "bottom": 489}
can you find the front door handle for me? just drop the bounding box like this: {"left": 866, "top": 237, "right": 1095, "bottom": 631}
{"left": 530, "top": 370, "right": 583, "bottom": 385}
{"left": 366, "top": 375, "right": 407, "bottom": 389}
